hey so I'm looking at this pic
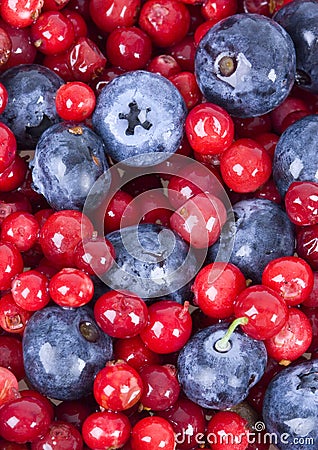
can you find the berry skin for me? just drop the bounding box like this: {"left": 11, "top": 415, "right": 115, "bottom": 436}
{"left": 207, "top": 411, "right": 249, "bottom": 450}
{"left": 0, "top": 367, "right": 19, "bottom": 407}
{"left": 82, "top": 411, "right": 131, "bottom": 450}
{"left": 0, "top": 293, "right": 32, "bottom": 335}
{"left": 0, "top": 241, "right": 24, "bottom": 291}
{"left": 49, "top": 268, "right": 94, "bottom": 308}
{"left": 89, "top": 0, "right": 140, "bottom": 34}
{"left": 93, "top": 360, "right": 143, "bottom": 411}
{"left": 0, "top": 336, "right": 25, "bottom": 381}
{"left": 113, "top": 335, "right": 161, "bottom": 370}
{"left": 55, "top": 82, "right": 96, "bottom": 122}
{"left": 0, "top": 211, "right": 39, "bottom": 252}
{"left": 285, "top": 181, "right": 318, "bottom": 226}
{"left": 220, "top": 138, "right": 272, "bottom": 193}
{"left": 296, "top": 224, "right": 318, "bottom": 270}
{"left": 0, "top": 123, "right": 16, "bottom": 173}
{"left": 74, "top": 234, "right": 115, "bottom": 276}
{"left": 262, "top": 256, "right": 314, "bottom": 306}
{"left": 140, "top": 300, "right": 192, "bottom": 354}
{"left": 185, "top": 102, "right": 234, "bottom": 155}
{"left": 31, "top": 421, "right": 83, "bottom": 450}
{"left": 0, "top": 0, "right": 43, "bottom": 29}
{"left": 192, "top": 262, "right": 246, "bottom": 319}
{"left": 169, "top": 71, "right": 202, "bottom": 110}
{"left": 265, "top": 308, "right": 313, "bottom": 363}
{"left": 234, "top": 285, "right": 289, "bottom": 340}
{"left": 131, "top": 416, "right": 175, "bottom": 450}
{"left": 11, "top": 270, "right": 50, "bottom": 311}
{"left": 94, "top": 290, "right": 148, "bottom": 338}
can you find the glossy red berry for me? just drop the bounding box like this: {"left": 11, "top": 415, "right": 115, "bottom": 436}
{"left": 38, "top": 210, "right": 94, "bottom": 268}
{"left": 94, "top": 290, "right": 148, "bottom": 338}
{"left": 262, "top": 256, "right": 314, "bottom": 306}
{"left": 265, "top": 308, "right": 313, "bottom": 363}
{"left": 42, "top": 0, "right": 71, "bottom": 11}
{"left": 0, "top": 440, "right": 28, "bottom": 449}
{"left": 106, "top": 26, "right": 152, "bottom": 71}
{"left": 185, "top": 103, "right": 234, "bottom": 155}
{"left": 1, "top": 211, "right": 39, "bottom": 252}
{"left": 0, "top": 0, "right": 43, "bottom": 29}
{"left": 104, "top": 190, "right": 139, "bottom": 234}
{"left": 62, "top": 9, "right": 88, "bottom": 38}
{"left": 131, "top": 416, "right": 175, "bottom": 450}
{"left": 0, "top": 367, "right": 19, "bottom": 407}
{"left": 220, "top": 138, "right": 272, "bottom": 193}
{"left": 303, "top": 271, "right": 318, "bottom": 307}
{"left": 19, "top": 390, "right": 54, "bottom": 422}
{"left": 0, "top": 293, "right": 32, "bottom": 334}
{"left": 192, "top": 262, "right": 246, "bottom": 319}
{"left": 55, "top": 82, "right": 96, "bottom": 122}
{"left": 201, "top": 0, "right": 237, "bottom": 21}
{"left": 0, "top": 241, "right": 23, "bottom": 290}
{"left": 139, "top": 0, "right": 190, "bottom": 48}
{"left": 82, "top": 411, "right": 131, "bottom": 450}
{"left": 296, "top": 224, "right": 318, "bottom": 270}
{"left": 67, "top": 37, "right": 106, "bottom": 82}
{"left": 285, "top": 181, "right": 318, "bottom": 226}
{"left": 31, "top": 421, "right": 83, "bottom": 450}
{"left": 11, "top": 270, "right": 50, "bottom": 311}
{"left": 43, "top": 52, "right": 73, "bottom": 82}
{"left": 168, "top": 35, "right": 196, "bottom": 72}
{"left": 136, "top": 189, "right": 172, "bottom": 227}
{"left": 31, "top": 11, "right": 75, "bottom": 55}
{"left": 54, "top": 399, "right": 94, "bottom": 431}
{"left": 0, "top": 397, "right": 51, "bottom": 444}
{"left": 113, "top": 335, "right": 161, "bottom": 370}
{"left": 0, "top": 27, "right": 11, "bottom": 68}
{"left": 194, "top": 19, "right": 218, "bottom": 45}
{"left": 233, "top": 114, "right": 272, "bottom": 139}
{"left": 234, "top": 285, "right": 289, "bottom": 340}
{"left": 0, "top": 192, "right": 32, "bottom": 226}
{"left": 170, "top": 192, "right": 227, "bottom": 248}
{"left": 206, "top": 411, "right": 248, "bottom": 450}
{"left": 89, "top": 0, "right": 140, "bottom": 33}
{"left": 93, "top": 360, "right": 143, "bottom": 411}
{"left": 0, "top": 20, "right": 37, "bottom": 69}
{"left": 0, "top": 336, "right": 25, "bottom": 380}
{"left": 140, "top": 300, "right": 192, "bottom": 354}
{"left": 139, "top": 364, "right": 180, "bottom": 411}
{"left": 270, "top": 96, "right": 309, "bottom": 134}
{"left": 0, "top": 123, "right": 16, "bottom": 172}
{"left": 254, "top": 132, "right": 279, "bottom": 160}
{"left": 74, "top": 233, "right": 115, "bottom": 275}
{"left": 49, "top": 267, "right": 94, "bottom": 308}
{"left": 169, "top": 71, "right": 202, "bottom": 109}
{"left": 0, "top": 156, "right": 28, "bottom": 192}
{"left": 147, "top": 54, "right": 181, "bottom": 78}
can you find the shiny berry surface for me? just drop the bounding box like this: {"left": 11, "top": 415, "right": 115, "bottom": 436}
{"left": 93, "top": 361, "right": 143, "bottom": 411}
{"left": 0, "top": 0, "right": 43, "bottom": 28}
{"left": 192, "top": 262, "right": 246, "bottom": 319}
{"left": 0, "top": 241, "right": 23, "bottom": 291}
{"left": 147, "top": 54, "right": 181, "bottom": 78}
{"left": 74, "top": 234, "right": 115, "bottom": 275}
{"left": 207, "top": 411, "right": 248, "bottom": 450}
{"left": 54, "top": 399, "right": 94, "bottom": 431}
{"left": 113, "top": 335, "right": 161, "bottom": 370}
{"left": 131, "top": 416, "right": 175, "bottom": 450}
{"left": 0, "top": 367, "right": 19, "bottom": 407}
{"left": 169, "top": 71, "right": 202, "bottom": 109}
{"left": 31, "top": 421, "right": 83, "bottom": 450}
{"left": 262, "top": 256, "right": 314, "bottom": 306}
{"left": 11, "top": 270, "right": 50, "bottom": 311}
{"left": 0, "top": 293, "right": 31, "bottom": 334}
{"left": 1, "top": 211, "right": 39, "bottom": 252}
{"left": 104, "top": 190, "right": 139, "bottom": 234}
{"left": 0, "top": 156, "right": 28, "bottom": 193}
{"left": 285, "top": 181, "right": 318, "bottom": 226}
{"left": 55, "top": 81, "right": 96, "bottom": 122}
{"left": 234, "top": 285, "right": 289, "bottom": 340}
{"left": 94, "top": 290, "right": 148, "bottom": 338}
{"left": 140, "top": 300, "right": 192, "bottom": 354}
{"left": 185, "top": 103, "right": 234, "bottom": 155}
{"left": 0, "top": 123, "right": 16, "bottom": 173}
{"left": 296, "top": 224, "right": 318, "bottom": 271}
{"left": 0, "top": 336, "right": 25, "bottom": 380}
{"left": 139, "top": 364, "right": 180, "bottom": 411}
{"left": 82, "top": 411, "right": 131, "bottom": 450}
{"left": 49, "top": 268, "right": 94, "bottom": 308}
{"left": 303, "top": 271, "right": 318, "bottom": 307}
{"left": 265, "top": 308, "right": 313, "bottom": 363}
{"left": 0, "top": 397, "right": 51, "bottom": 444}
{"left": 89, "top": 0, "right": 140, "bottom": 33}
{"left": 67, "top": 37, "right": 106, "bottom": 83}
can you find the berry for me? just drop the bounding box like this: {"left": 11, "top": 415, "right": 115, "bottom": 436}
{"left": 0, "top": 241, "right": 23, "bottom": 290}
{"left": 0, "top": 211, "right": 39, "bottom": 252}
{"left": 89, "top": 0, "right": 140, "bottom": 34}
{"left": 0, "top": 367, "right": 18, "bottom": 407}
{"left": 0, "top": 123, "right": 16, "bottom": 173}
{"left": 31, "top": 421, "right": 83, "bottom": 450}
{"left": 113, "top": 335, "right": 161, "bottom": 370}
{"left": 11, "top": 270, "right": 50, "bottom": 311}
{"left": 131, "top": 416, "right": 175, "bottom": 450}
{"left": 207, "top": 411, "right": 249, "bottom": 450}
{"left": 55, "top": 82, "right": 96, "bottom": 122}
{"left": 49, "top": 268, "right": 94, "bottom": 308}
{"left": 0, "top": 293, "right": 32, "bottom": 334}
{"left": 285, "top": 181, "right": 318, "bottom": 226}
{"left": 74, "top": 234, "right": 115, "bottom": 276}
{"left": 0, "top": 336, "right": 25, "bottom": 380}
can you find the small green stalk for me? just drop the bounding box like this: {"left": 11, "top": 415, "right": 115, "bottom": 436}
{"left": 214, "top": 317, "right": 249, "bottom": 353}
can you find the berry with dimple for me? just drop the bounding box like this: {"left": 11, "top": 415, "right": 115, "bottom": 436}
{"left": 1, "top": 211, "right": 39, "bottom": 252}
{"left": 207, "top": 411, "right": 249, "bottom": 450}
{"left": 11, "top": 270, "right": 50, "bottom": 312}
{"left": 0, "top": 367, "right": 19, "bottom": 407}
{"left": 49, "top": 267, "right": 94, "bottom": 308}
{"left": 285, "top": 181, "right": 318, "bottom": 226}
{"left": 262, "top": 256, "right": 314, "bottom": 306}
{"left": 296, "top": 224, "right": 318, "bottom": 270}
{"left": 265, "top": 308, "right": 313, "bottom": 363}
{"left": 0, "top": 293, "right": 32, "bottom": 334}
{"left": 131, "top": 416, "right": 175, "bottom": 450}
{"left": 31, "top": 421, "right": 83, "bottom": 450}
{"left": 94, "top": 290, "right": 148, "bottom": 338}
{"left": 82, "top": 411, "right": 131, "bottom": 450}
{"left": 140, "top": 300, "right": 192, "bottom": 354}
{"left": 55, "top": 82, "right": 96, "bottom": 121}
{"left": 234, "top": 285, "right": 289, "bottom": 340}
{"left": 93, "top": 360, "right": 143, "bottom": 411}
{"left": 192, "top": 262, "right": 246, "bottom": 319}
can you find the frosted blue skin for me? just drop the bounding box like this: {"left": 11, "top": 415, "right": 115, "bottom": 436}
{"left": 273, "top": 115, "right": 318, "bottom": 197}
{"left": 195, "top": 13, "right": 296, "bottom": 117}
{"left": 177, "top": 323, "right": 267, "bottom": 410}
{"left": 274, "top": 0, "right": 318, "bottom": 93}
{"left": 23, "top": 306, "right": 113, "bottom": 401}
{"left": 207, "top": 199, "right": 295, "bottom": 283}
{"left": 102, "top": 223, "right": 200, "bottom": 300}
{"left": 31, "top": 122, "right": 111, "bottom": 211}
{"left": 263, "top": 360, "right": 318, "bottom": 450}
{"left": 0, "top": 64, "right": 64, "bottom": 149}
{"left": 92, "top": 70, "right": 187, "bottom": 167}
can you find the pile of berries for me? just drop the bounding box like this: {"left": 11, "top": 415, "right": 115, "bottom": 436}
{"left": 0, "top": 0, "right": 317, "bottom": 449}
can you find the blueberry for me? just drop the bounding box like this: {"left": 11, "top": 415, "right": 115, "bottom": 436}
{"left": 101, "top": 223, "right": 201, "bottom": 300}
{"left": 0, "top": 64, "right": 64, "bottom": 149}
{"left": 92, "top": 70, "right": 187, "bottom": 167}
{"left": 274, "top": 0, "right": 318, "bottom": 93}
{"left": 23, "top": 305, "right": 113, "bottom": 401}
{"left": 207, "top": 199, "right": 295, "bottom": 283}
{"left": 31, "top": 122, "right": 111, "bottom": 211}
{"left": 273, "top": 115, "right": 318, "bottom": 197}
{"left": 177, "top": 323, "right": 267, "bottom": 409}
{"left": 263, "top": 359, "right": 318, "bottom": 450}
{"left": 195, "top": 13, "right": 296, "bottom": 117}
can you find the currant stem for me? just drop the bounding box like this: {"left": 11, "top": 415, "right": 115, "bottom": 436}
{"left": 214, "top": 316, "right": 248, "bottom": 353}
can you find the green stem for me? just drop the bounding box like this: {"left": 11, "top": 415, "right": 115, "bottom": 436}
{"left": 214, "top": 317, "right": 248, "bottom": 353}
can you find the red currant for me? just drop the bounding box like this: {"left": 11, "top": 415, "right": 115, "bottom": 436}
{"left": 169, "top": 71, "right": 202, "bottom": 109}
{"left": 49, "top": 267, "right": 94, "bottom": 307}
{"left": 31, "top": 421, "right": 83, "bottom": 450}
{"left": 201, "top": 0, "right": 237, "bottom": 21}
{"left": 0, "top": 123, "right": 16, "bottom": 172}
{"left": 0, "top": 241, "right": 24, "bottom": 290}
{"left": 0, "top": 367, "right": 19, "bottom": 407}
{"left": 104, "top": 190, "right": 139, "bottom": 234}
{"left": 1, "top": 211, "right": 39, "bottom": 252}
{"left": 74, "top": 233, "right": 115, "bottom": 275}
{"left": 296, "top": 224, "right": 318, "bottom": 270}
{"left": 113, "top": 335, "right": 161, "bottom": 370}
{"left": 67, "top": 37, "right": 106, "bottom": 82}
{"left": 147, "top": 54, "right": 181, "bottom": 79}
{"left": 55, "top": 81, "right": 96, "bottom": 121}
{"left": 206, "top": 411, "right": 248, "bottom": 450}
{"left": 89, "top": 0, "right": 140, "bottom": 33}
{"left": 131, "top": 416, "right": 175, "bottom": 450}
{"left": 0, "top": 336, "right": 25, "bottom": 380}
{"left": 0, "top": 156, "right": 28, "bottom": 193}
{"left": 62, "top": 9, "right": 88, "bottom": 38}
{"left": 285, "top": 181, "right": 318, "bottom": 226}
{"left": 0, "top": 0, "right": 43, "bottom": 29}
{"left": 11, "top": 270, "right": 50, "bottom": 311}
